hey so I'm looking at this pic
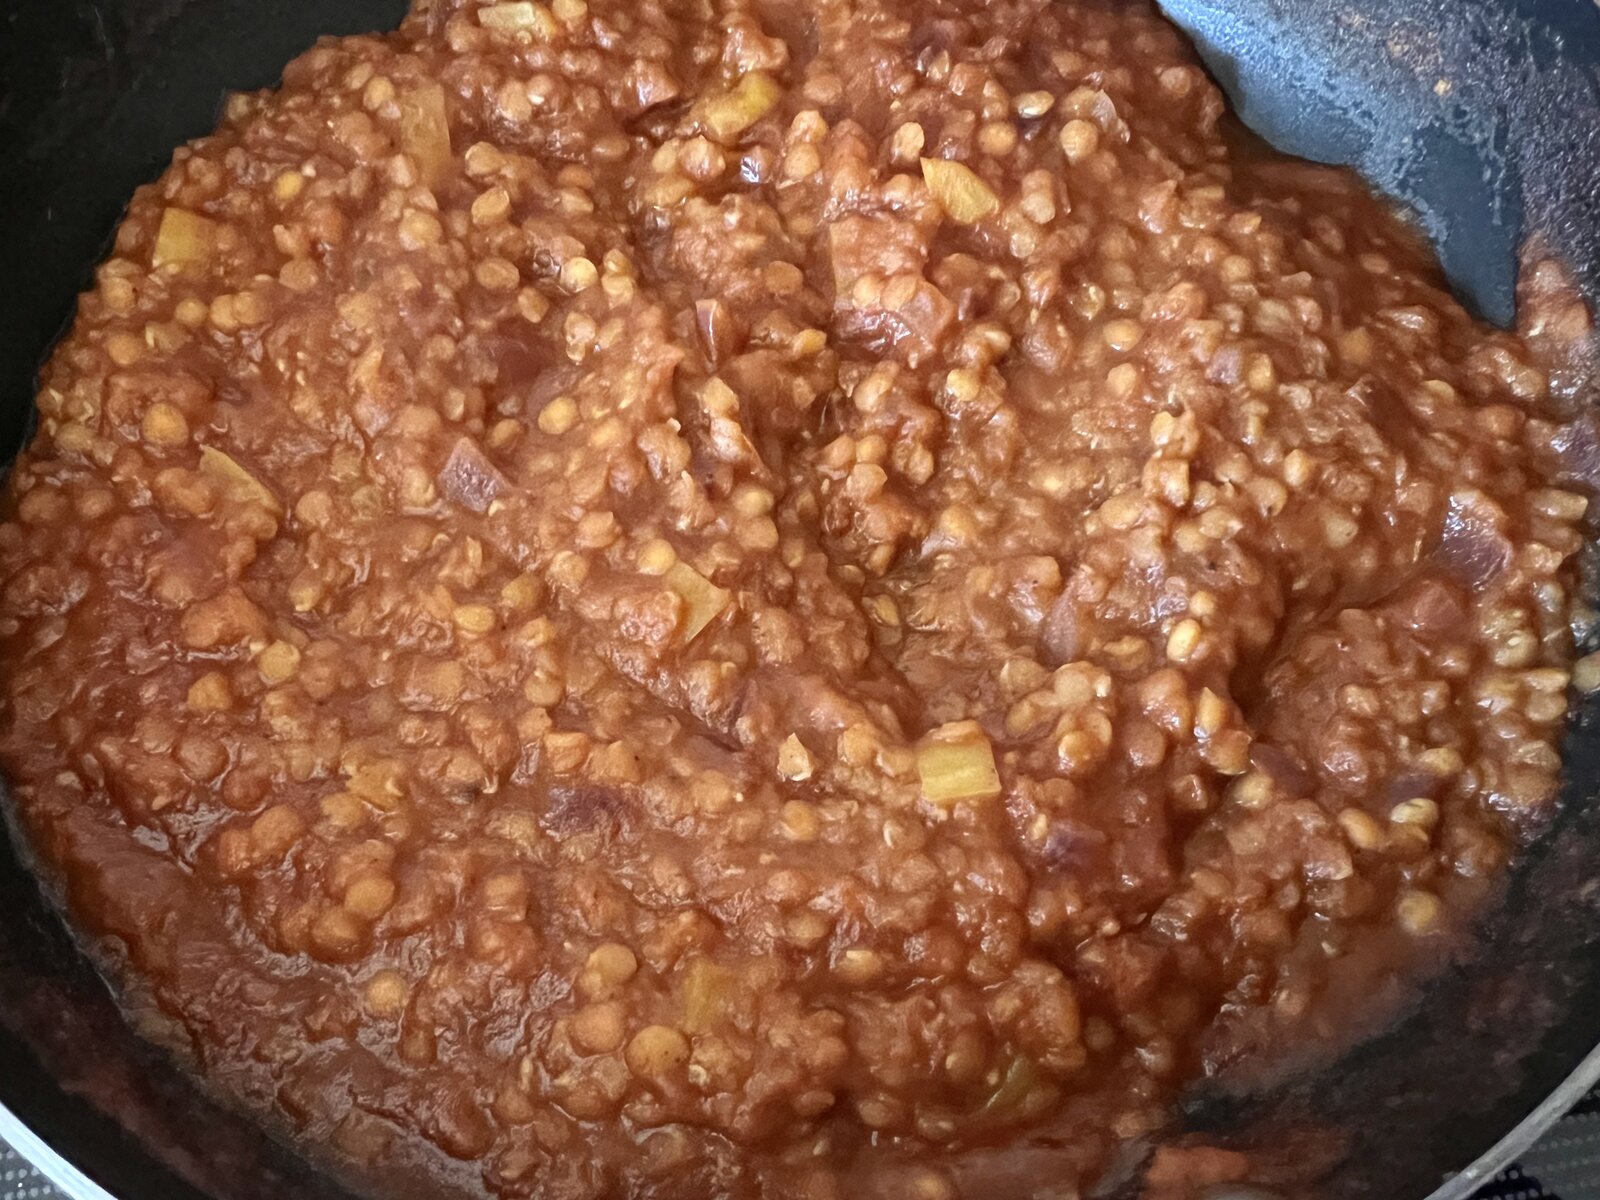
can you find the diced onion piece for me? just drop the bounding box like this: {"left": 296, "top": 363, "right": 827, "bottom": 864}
{"left": 681, "top": 958, "right": 735, "bottom": 1034}
{"left": 397, "top": 83, "right": 453, "bottom": 188}
{"left": 199, "top": 446, "right": 283, "bottom": 516}
{"left": 477, "top": 1, "right": 559, "bottom": 37}
{"left": 920, "top": 157, "right": 1001, "bottom": 224}
{"left": 152, "top": 208, "right": 218, "bottom": 271}
{"left": 699, "top": 71, "right": 781, "bottom": 143}
{"left": 664, "top": 561, "right": 730, "bottom": 642}
{"left": 917, "top": 721, "right": 1002, "bottom": 804}
{"left": 700, "top": 376, "right": 739, "bottom": 417}
{"left": 777, "top": 734, "right": 814, "bottom": 781}
{"left": 979, "top": 1054, "right": 1040, "bottom": 1116}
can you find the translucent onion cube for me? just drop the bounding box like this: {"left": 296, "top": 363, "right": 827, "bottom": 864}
{"left": 917, "top": 721, "right": 1002, "bottom": 804}
{"left": 921, "top": 157, "right": 1001, "bottom": 224}
{"left": 681, "top": 958, "right": 735, "bottom": 1034}
{"left": 477, "top": 2, "right": 559, "bottom": 38}
{"left": 699, "top": 72, "right": 781, "bottom": 143}
{"left": 152, "top": 208, "right": 218, "bottom": 270}
{"left": 665, "top": 562, "right": 730, "bottom": 642}
{"left": 199, "top": 446, "right": 283, "bottom": 516}
{"left": 397, "top": 83, "right": 453, "bottom": 188}
{"left": 980, "top": 1054, "right": 1041, "bottom": 1116}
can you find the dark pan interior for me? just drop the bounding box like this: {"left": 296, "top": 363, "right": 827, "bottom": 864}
{"left": 1, "top": 1, "right": 1599, "bottom": 1197}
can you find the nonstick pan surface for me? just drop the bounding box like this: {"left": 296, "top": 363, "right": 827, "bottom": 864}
{"left": 2, "top": 1, "right": 1600, "bottom": 1197}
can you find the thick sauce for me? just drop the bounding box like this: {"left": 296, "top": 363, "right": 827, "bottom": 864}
{"left": 0, "top": 0, "right": 1593, "bottom": 1196}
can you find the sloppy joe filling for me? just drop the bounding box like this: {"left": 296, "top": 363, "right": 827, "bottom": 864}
{"left": 0, "top": 0, "right": 1592, "bottom": 1196}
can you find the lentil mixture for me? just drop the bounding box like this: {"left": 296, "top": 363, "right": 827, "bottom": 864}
{"left": 1, "top": 0, "right": 1596, "bottom": 1196}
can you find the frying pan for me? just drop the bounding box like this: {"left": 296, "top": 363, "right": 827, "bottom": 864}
{"left": 2, "top": 1, "right": 1600, "bottom": 1197}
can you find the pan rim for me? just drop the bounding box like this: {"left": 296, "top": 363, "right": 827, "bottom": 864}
{"left": 1424, "top": 1038, "right": 1600, "bottom": 1199}
{"left": 0, "top": 1099, "right": 115, "bottom": 1200}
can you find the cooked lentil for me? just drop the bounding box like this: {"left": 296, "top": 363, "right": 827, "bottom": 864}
{"left": 0, "top": 0, "right": 1594, "bottom": 1196}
